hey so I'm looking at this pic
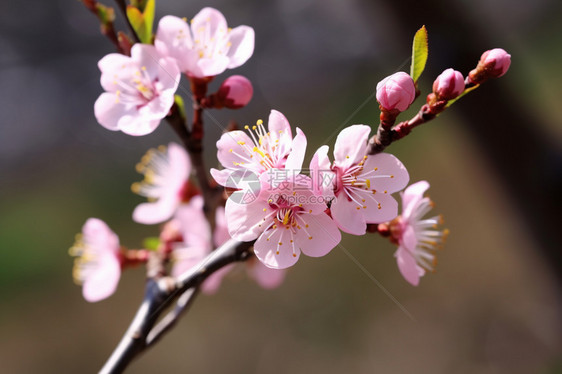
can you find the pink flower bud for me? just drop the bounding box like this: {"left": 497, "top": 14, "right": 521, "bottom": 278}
{"left": 376, "top": 72, "right": 416, "bottom": 112}
{"left": 432, "top": 68, "right": 465, "bottom": 100}
{"left": 217, "top": 75, "right": 253, "bottom": 109}
{"left": 481, "top": 48, "right": 511, "bottom": 78}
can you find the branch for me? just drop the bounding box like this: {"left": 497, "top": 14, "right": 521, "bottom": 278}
{"left": 99, "top": 239, "right": 254, "bottom": 374}
{"left": 114, "top": 0, "right": 141, "bottom": 44}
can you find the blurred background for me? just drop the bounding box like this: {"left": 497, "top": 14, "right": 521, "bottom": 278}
{"left": 0, "top": 0, "right": 561, "bottom": 373}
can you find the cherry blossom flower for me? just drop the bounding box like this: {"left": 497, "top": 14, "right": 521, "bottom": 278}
{"left": 155, "top": 8, "right": 254, "bottom": 78}
{"left": 389, "top": 181, "right": 449, "bottom": 286}
{"left": 311, "top": 125, "right": 409, "bottom": 235}
{"left": 94, "top": 44, "right": 180, "bottom": 136}
{"left": 132, "top": 143, "right": 192, "bottom": 225}
{"left": 69, "top": 218, "right": 122, "bottom": 302}
{"left": 226, "top": 175, "right": 341, "bottom": 269}
{"left": 210, "top": 110, "right": 307, "bottom": 187}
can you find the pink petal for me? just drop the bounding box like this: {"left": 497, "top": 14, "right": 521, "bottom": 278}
{"left": 333, "top": 125, "right": 371, "bottom": 169}
{"left": 225, "top": 198, "right": 271, "bottom": 241}
{"left": 210, "top": 168, "right": 231, "bottom": 186}
{"left": 130, "top": 44, "right": 163, "bottom": 81}
{"left": 330, "top": 194, "right": 367, "bottom": 235}
{"left": 267, "top": 110, "right": 293, "bottom": 142}
{"left": 297, "top": 213, "right": 341, "bottom": 258}
{"left": 201, "top": 265, "right": 234, "bottom": 294}
{"left": 248, "top": 261, "right": 286, "bottom": 289}
{"left": 226, "top": 26, "right": 255, "bottom": 69}
{"left": 132, "top": 196, "right": 178, "bottom": 225}
{"left": 254, "top": 228, "right": 300, "bottom": 269}
{"left": 155, "top": 57, "right": 181, "bottom": 92}
{"left": 285, "top": 127, "right": 307, "bottom": 174}
{"left": 310, "top": 145, "right": 334, "bottom": 197}
{"left": 196, "top": 55, "right": 230, "bottom": 78}
{"left": 216, "top": 130, "right": 255, "bottom": 170}
{"left": 361, "top": 191, "right": 399, "bottom": 224}
{"left": 118, "top": 113, "right": 161, "bottom": 136}
{"left": 191, "top": 8, "right": 228, "bottom": 39}
{"left": 362, "top": 153, "right": 409, "bottom": 193}
{"left": 401, "top": 180, "right": 430, "bottom": 219}
{"left": 98, "top": 53, "right": 134, "bottom": 92}
{"left": 168, "top": 142, "right": 191, "bottom": 182}
{"left": 82, "top": 254, "right": 121, "bottom": 302}
{"left": 94, "top": 92, "right": 133, "bottom": 131}
{"left": 213, "top": 206, "right": 231, "bottom": 247}
{"left": 82, "top": 218, "right": 120, "bottom": 250}
{"left": 395, "top": 247, "right": 421, "bottom": 286}
{"left": 154, "top": 15, "right": 195, "bottom": 72}
{"left": 401, "top": 225, "right": 417, "bottom": 252}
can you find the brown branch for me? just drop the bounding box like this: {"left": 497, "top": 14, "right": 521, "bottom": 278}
{"left": 99, "top": 239, "right": 254, "bottom": 374}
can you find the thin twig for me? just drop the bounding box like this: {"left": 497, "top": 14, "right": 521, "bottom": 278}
{"left": 99, "top": 239, "right": 253, "bottom": 374}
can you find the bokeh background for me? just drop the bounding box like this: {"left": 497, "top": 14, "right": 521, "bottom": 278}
{"left": 1, "top": 0, "right": 561, "bottom": 373}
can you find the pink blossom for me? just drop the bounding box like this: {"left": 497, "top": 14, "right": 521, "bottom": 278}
{"left": 210, "top": 110, "right": 307, "bottom": 187}
{"left": 390, "top": 181, "right": 448, "bottom": 286}
{"left": 433, "top": 68, "right": 465, "bottom": 100}
{"left": 225, "top": 175, "right": 341, "bottom": 269}
{"left": 481, "top": 48, "right": 511, "bottom": 78}
{"left": 311, "top": 125, "right": 409, "bottom": 235}
{"left": 376, "top": 72, "right": 416, "bottom": 112}
{"left": 69, "top": 218, "right": 121, "bottom": 302}
{"left": 132, "top": 143, "right": 191, "bottom": 225}
{"left": 94, "top": 44, "right": 180, "bottom": 136}
{"left": 216, "top": 75, "right": 253, "bottom": 109}
{"left": 155, "top": 8, "right": 254, "bottom": 78}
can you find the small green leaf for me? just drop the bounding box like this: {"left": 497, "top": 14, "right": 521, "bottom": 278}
{"left": 174, "top": 95, "right": 186, "bottom": 121}
{"left": 96, "top": 4, "right": 115, "bottom": 25}
{"left": 126, "top": 5, "right": 150, "bottom": 44}
{"left": 143, "top": 237, "right": 161, "bottom": 251}
{"left": 410, "top": 25, "right": 429, "bottom": 84}
{"left": 446, "top": 84, "right": 480, "bottom": 107}
{"left": 142, "top": 0, "right": 156, "bottom": 42}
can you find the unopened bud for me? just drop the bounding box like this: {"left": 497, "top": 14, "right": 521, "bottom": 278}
{"left": 432, "top": 68, "right": 465, "bottom": 101}
{"left": 469, "top": 48, "right": 511, "bottom": 84}
{"left": 376, "top": 72, "right": 416, "bottom": 112}
{"left": 216, "top": 75, "right": 253, "bottom": 109}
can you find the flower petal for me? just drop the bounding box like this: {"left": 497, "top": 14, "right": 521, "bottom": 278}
{"left": 285, "top": 127, "right": 307, "bottom": 174}
{"left": 330, "top": 194, "right": 367, "bottom": 235}
{"left": 248, "top": 260, "right": 286, "bottom": 289}
{"left": 401, "top": 180, "right": 430, "bottom": 219}
{"left": 155, "top": 15, "right": 195, "bottom": 72}
{"left": 225, "top": 198, "right": 271, "bottom": 241}
{"left": 94, "top": 93, "right": 133, "bottom": 131}
{"left": 82, "top": 254, "right": 121, "bottom": 302}
{"left": 226, "top": 25, "right": 255, "bottom": 69}
{"left": 216, "top": 130, "right": 256, "bottom": 170}
{"left": 361, "top": 190, "right": 399, "bottom": 224}
{"left": 333, "top": 125, "right": 371, "bottom": 169}
{"left": 297, "top": 213, "right": 341, "bottom": 258}
{"left": 395, "top": 247, "right": 422, "bottom": 286}
{"left": 254, "top": 228, "right": 300, "bottom": 269}
{"left": 191, "top": 7, "right": 228, "bottom": 39}
{"left": 132, "top": 196, "right": 178, "bottom": 225}
{"left": 362, "top": 153, "right": 409, "bottom": 193}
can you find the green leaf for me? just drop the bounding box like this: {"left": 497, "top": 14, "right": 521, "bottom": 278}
{"left": 131, "top": 0, "right": 148, "bottom": 12}
{"left": 142, "top": 0, "right": 156, "bottom": 42}
{"left": 143, "top": 237, "right": 161, "bottom": 251}
{"left": 96, "top": 4, "right": 115, "bottom": 25}
{"left": 446, "top": 84, "right": 480, "bottom": 107}
{"left": 126, "top": 5, "right": 150, "bottom": 44}
{"left": 174, "top": 95, "right": 187, "bottom": 121}
{"left": 410, "top": 25, "right": 429, "bottom": 83}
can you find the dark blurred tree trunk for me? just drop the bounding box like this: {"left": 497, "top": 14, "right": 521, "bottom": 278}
{"left": 377, "top": 0, "right": 562, "bottom": 285}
